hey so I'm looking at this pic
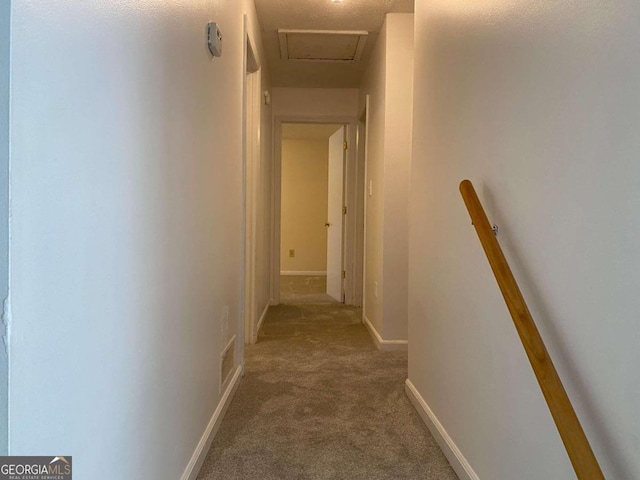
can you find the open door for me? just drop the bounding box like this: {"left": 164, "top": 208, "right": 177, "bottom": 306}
{"left": 326, "top": 126, "right": 345, "bottom": 302}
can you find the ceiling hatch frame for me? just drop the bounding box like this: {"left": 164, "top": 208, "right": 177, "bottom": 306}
{"left": 278, "top": 29, "right": 369, "bottom": 63}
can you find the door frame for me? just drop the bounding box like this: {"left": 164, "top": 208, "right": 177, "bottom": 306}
{"left": 355, "top": 96, "right": 369, "bottom": 308}
{"left": 272, "top": 114, "right": 361, "bottom": 306}
{"left": 242, "top": 16, "right": 261, "bottom": 348}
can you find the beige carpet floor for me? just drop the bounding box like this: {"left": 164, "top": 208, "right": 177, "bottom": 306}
{"left": 279, "top": 274, "right": 337, "bottom": 304}
{"left": 196, "top": 281, "right": 458, "bottom": 480}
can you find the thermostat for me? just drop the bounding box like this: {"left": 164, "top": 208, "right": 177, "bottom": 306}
{"left": 208, "top": 22, "right": 222, "bottom": 57}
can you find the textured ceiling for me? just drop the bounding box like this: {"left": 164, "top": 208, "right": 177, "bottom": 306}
{"left": 254, "top": 0, "right": 414, "bottom": 88}
{"left": 281, "top": 123, "right": 344, "bottom": 140}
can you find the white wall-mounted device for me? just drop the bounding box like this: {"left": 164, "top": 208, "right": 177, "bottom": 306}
{"left": 207, "top": 22, "right": 222, "bottom": 57}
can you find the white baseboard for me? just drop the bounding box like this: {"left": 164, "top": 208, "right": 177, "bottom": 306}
{"left": 405, "top": 379, "right": 480, "bottom": 480}
{"left": 181, "top": 364, "right": 244, "bottom": 480}
{"left": 256, "top": 302, "right": 269, "bottom": 336}
{"left": 280, "top": 271, "right": 327, "bottom": 276}
{"left": 362, "top": 314, "right": 408, "bottom": 351}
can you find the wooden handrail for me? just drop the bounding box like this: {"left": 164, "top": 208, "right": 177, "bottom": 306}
{"left": 459, "top": 179, "right": 604, "bottom": 480}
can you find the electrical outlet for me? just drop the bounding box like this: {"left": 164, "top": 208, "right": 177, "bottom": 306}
{"left": 374, "top": 281, "right": 378, "bottom": 298}
{"left": 289, "top": 249, "right": 295, "bottom": 257}
{"left": 369, "top": 181, "right": 373, "bottom": 197}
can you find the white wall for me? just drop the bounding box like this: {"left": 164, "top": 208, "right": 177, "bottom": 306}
{"left": 360, "top": 19, "right": 386, "bottom": 337}
{"left": 8, "top": 1, "right": 269, "bottom": 478}
{"left": 410, "top": 1, "right": 640, "bottom": 478}
{"left": 272, "top": 88, "right": 359, "bottom": 118}
{"left": 382, "top": 14, "right": 413, "bottom": 341}
{"left": 256, "top": 57, "right": 273, "bottom": 321}
{"left": 359, "top": 14, "right": 414, "bottom": 343}
{"left": 0, "top": 0, "right": 10, "bottom": 456}
{"left": 280, "top": 139, "right": 329, "bottom": 273}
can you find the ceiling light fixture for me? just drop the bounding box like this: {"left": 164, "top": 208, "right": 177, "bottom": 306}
{"left": 332, "top": 0, "right": 344, "bottom": 3}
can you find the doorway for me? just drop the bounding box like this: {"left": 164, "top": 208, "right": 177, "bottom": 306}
{"left": 279, "top": 123, "right": 346, "bottom": 303}
{"left": 272, "top": 114, "right": 364, "bottom": 308}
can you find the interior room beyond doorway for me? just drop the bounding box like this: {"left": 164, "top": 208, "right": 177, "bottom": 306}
{"left": 279, "top": 122, "right": 345, "bottom": 303}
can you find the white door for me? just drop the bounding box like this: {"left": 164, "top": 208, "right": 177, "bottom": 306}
{"left": 327, "top": 126, "right": 345, "bottom": 302}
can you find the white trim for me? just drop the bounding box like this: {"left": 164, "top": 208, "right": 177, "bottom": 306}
{"left": 242, "top": 16, "right": 263, "bottom": 348}
{"left": 361, "top": 95, "right": 370, "bottom": 314}
{"left": 256, "top": 302, "right": 270, "bottom": 337}
{"left": 404, "top": 379, "right": 480, "bottom": 480}
{"left": 362, "top": 315, "right": 408, "bottom": 351}
{"left": 280, "top": 271, "right": 327, "bottom": 276}
{"left": 181, "top": 364, "right": 244, "bottom": 480}
{"left": 353, "top": 98, "right": 368, "bottom": 308}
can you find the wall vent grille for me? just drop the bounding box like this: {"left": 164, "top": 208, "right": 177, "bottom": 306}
{"left": 220, "top": 336, "right": 235, "bottom": 390}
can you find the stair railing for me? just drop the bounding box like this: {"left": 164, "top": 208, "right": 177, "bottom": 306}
{"left": 459, "top": 179, "right": 604, "bottom": 480}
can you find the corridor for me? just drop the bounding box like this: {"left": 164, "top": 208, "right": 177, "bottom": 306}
{"left": 4, "top": 1, "right": 636, "bottom": 478}
{"left": 196, "top": 282, "right": 457, "bottom": 479}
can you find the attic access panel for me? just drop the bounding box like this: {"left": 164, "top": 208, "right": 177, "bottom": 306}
{"left": 278, "top": 29, "right": 368, "bottom": 63}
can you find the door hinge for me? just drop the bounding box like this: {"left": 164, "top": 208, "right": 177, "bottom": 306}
{"left": 341, "top": 271, "right": 346, "bottom": 279}
{"left": 343, "top": 141, "right": 348, "bottom": 150}
{"left": 342, "top": 206, "right": 347, "bottom": 215}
